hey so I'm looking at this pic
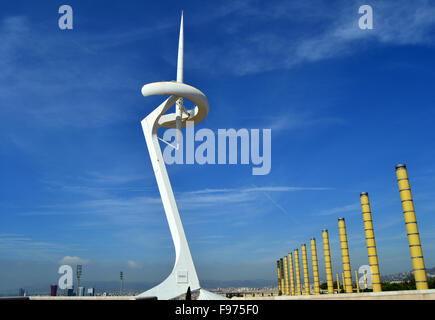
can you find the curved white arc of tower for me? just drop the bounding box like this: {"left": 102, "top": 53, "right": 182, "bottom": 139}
{"left": 142, "top": 82, "right": 209, "bottom": 127}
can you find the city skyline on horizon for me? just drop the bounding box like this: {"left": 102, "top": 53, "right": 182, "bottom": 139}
{"left": 4, "top": 265, "right": 435, "bottom": 296}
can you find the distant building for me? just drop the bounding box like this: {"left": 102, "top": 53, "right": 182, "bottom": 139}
{"left": 87, "top": 288, "right": 95, "bottom": 296}
{"left": 18, "top": 288, "right": 26, "bottom": 297}
{"left": 50, "top": 285, "right": 58, "bottom": 296}
{"left": 78, "top": 286, "right": 85, "bottom": 296}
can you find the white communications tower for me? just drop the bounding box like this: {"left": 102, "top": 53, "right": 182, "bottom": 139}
{"left": 137, "top": 12, "right": 225, "bottom": 300}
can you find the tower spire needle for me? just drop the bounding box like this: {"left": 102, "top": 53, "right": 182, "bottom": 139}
{"left": 176, "top": 11, "right": 184, "bottom": 146}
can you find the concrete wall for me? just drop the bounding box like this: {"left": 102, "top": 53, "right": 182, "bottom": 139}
{"left": 232, "top": 289, "right": 435, "bottom": 300}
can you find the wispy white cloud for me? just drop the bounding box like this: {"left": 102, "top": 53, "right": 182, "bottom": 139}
{"left": 17, "top": 185, "right": 332, "bottom": 230}
{"left": 188, "top": 0, "right": 435, "bottom": 75}
{"left": 37, "top": 170, "right": 156, "bottom": 199}
{"left": 181, "top": 185, "right": 332, "bottom": 223}
{"left": 267, "top": 114, "right": 347, "bottom": 134}
{"left": 177, "top": 186, "right": 332, "bottom": 214}
{"left": 184, "top": 186, "right": 332, "bottom": 195}
{"left": 59, "top": 256, "right": 90, "bottom": 265}
{"left": 0, "top": 15, "right": 160, "bottom": 131}
{"left": 127, "top": 260, "right": 142, "bottom": 269}
{"left": 0, "top": 234, "right": 82, "bottom": 260}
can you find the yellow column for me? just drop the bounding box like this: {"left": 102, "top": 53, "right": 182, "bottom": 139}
{"left": 342, "top": 273, "right": 345, "bottom": 292}
{"left": 395, "top": 164, "right": 429, "bottom": 290}
{"left": 338, "top": 218, "right": 353, "bottom": 293}
{"left": 288, "top": 253, "right": 295, "bottom": 295}
{"left": 276, "top": 260, "right": 282, "bottom": 295}
{"left": 355, "top": 270, "right": 360, "bottom": 293}
{"left": 301, "top": 244, "right": 310, "bottom": 295}
{"left": 283, "top": 256, "right": 290, "bottom": 295}
{"left": 294, "top": 249, "right": 302, "bottom": 295}
{"left": 336, "top": 273, "right": 341, "bottom": 293}
{"left": 310, "top": 238, "right": 320, "bottom": 295}
{"left": 322, "top": 229, "right": 334, "bottom": 294}
{"left": 279, "top": 258, "right": 285, "bottom": 295}
{"left": 360, "top": 192, "right": 382, "bottom": 292}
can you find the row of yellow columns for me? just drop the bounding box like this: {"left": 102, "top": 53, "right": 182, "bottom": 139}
{"left": 276, "top": 219, "right": 377, "bottom": 295}
{"left": 275, "top": 241, "right": 322, "bottom": 295}
{"left": 276, "top": 163, "right": 428, "bottom": 295}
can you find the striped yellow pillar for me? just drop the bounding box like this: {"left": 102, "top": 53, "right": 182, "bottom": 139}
{"left": 294, "top": 249, "right": 302, "bottom": 295}
{"left": 322, "top": 230, "right": 334, "bottom": 294}
{"left": 310, "top": 238, "right": 320, "bottom": 295}
{"left": 276, "top": 260, "right": 282, "bottom": 295}
{"left": 288, "top": 252, "right": 295, "bottom": 295}
{"left": 360, "top": 192, "right": 382, "bottom": 292}
{"left": 283, "top": 256, "right": 290, "bottom": 295}
{"left": 338, "top": 218, "right": 353, "bottom": 293}
{"left": 355, "top": 270, "right": 360, "bottom": 293}
{"left": 301, "top": 244, "right": 310, "bottom": 295}
{"left": 336, "top": 273, "right": 341, "bottom": 293}
{"left": 395, "top": 164, "right": 429, "bottom": 290}
{"left": 279, "top": 258, "right": 285, "bottom": 294}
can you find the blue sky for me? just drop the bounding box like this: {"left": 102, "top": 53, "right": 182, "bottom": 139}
{"left": 1, "top": 0, "right": 435, "bottom": 291}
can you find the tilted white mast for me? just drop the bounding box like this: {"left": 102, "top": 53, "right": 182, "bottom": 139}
{"left": 175, "top": 11, "right": 184, "bottom": 146}
{"left": 137, "top": 12, "right": 224, "bottom": 300}
{"left": 176, "top": 11, "right": 184, "bottom": 83}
